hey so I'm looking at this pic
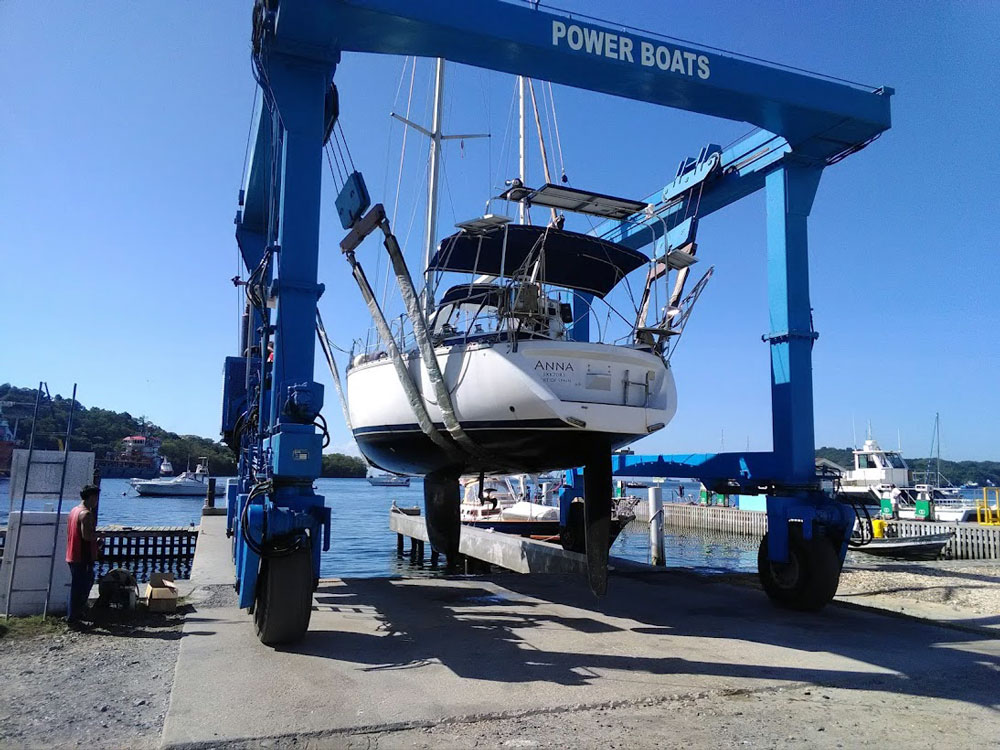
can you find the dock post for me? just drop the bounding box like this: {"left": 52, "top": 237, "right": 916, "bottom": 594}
{"left": 396, "top": 533, "right": 404, "bottom": 558}
{"left": 430, "top": 549, "right": 440, "bottom": 568}
{"left": 204, "top": 478, "right": 216, "bottom": 510}
{"left": 649, "top": 486, "right": 664, "bottom": 566}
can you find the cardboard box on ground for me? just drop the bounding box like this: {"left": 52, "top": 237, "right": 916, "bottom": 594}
{"left": 145, "top": 572, "right": 178, "bottom": 612}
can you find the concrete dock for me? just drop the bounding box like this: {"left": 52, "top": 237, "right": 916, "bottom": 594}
{"left": 161, "top": 516, "right": 1000, "bottom": 748}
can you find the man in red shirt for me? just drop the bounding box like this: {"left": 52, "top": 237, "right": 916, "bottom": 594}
{"left": 66, "top": 484, "right": 100, "bottom": 625}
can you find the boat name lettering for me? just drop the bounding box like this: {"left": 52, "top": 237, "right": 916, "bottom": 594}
{"left": 534, "top": 360, "right": 575, "bottom": 372}
{"left": 551, "top": 21, "right": 710, "bottom": 80}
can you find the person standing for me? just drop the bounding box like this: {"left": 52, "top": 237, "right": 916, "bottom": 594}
{"left": 66, "top": 484, "right": 100, "bottom": 625}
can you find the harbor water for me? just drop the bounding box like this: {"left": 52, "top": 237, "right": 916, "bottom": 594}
{"left": 1, "top": 477, "right": 760, "bottom": 577}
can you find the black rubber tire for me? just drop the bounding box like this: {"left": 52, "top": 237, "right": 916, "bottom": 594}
{"left": 253, "top": 543, "right": 314, "bottom": 645}
{"left": 757, "top": 525, "right": 841, "bottom": 612}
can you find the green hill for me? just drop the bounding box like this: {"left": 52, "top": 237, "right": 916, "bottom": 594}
{"left": 0, "top": 384, "right": 367, "bottom": 479}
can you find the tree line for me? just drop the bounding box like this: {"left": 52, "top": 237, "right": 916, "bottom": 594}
{"left": 0, "top": 384, "right": 369, "bottom": 479}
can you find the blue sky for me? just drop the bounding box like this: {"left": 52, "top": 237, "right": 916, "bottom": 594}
{"left": 2, "top": 1, "right": 997, "bottom": 461}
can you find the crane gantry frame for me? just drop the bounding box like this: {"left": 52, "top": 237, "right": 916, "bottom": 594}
{"left": 224, "top": 0, "right": 893, "bottom": 643}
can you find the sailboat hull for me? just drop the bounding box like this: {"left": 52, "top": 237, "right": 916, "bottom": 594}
{"left": 347, "top": 339, "right": 676, "bottom": 475}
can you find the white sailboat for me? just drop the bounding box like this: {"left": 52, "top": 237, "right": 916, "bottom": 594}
{"left": 338, "top": 64, "right": 710, "bottom": 592}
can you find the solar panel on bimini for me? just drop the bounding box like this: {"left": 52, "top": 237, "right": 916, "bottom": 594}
{"left": 523, "top": 184, "right": 648, "bottom": 219}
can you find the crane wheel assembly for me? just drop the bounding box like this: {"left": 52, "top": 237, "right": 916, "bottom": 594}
{"left": 253, "top": 542, "right": 315, "bottom": 645}
{"left": 757, "top": 523, "right": 841, "bottom": 612}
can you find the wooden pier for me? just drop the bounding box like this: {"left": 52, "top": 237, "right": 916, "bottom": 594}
{"left": 390, "top": 510, "right": 587, "bottom": 575}
{"left": 0, "top": 524, "right": 199, "bottom": 580}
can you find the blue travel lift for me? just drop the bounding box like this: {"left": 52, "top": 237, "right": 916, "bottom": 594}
{"left": 221, "top": 0, "right": 893, "bottom": 644}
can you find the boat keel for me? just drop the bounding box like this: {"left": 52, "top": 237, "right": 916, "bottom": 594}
{"left": 583, "top": 447, "right": 613, "bottom": 596}
{"left": 424, "top": 467, "right": 462, "bottom": 564}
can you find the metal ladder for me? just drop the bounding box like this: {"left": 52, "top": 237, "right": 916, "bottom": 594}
{"left": 2, "top": 382, "right": 78, "bottom": 620}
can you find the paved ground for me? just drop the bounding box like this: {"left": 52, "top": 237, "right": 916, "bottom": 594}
{"left": 161, "top": 518, "right": 1000, "bottom": 749}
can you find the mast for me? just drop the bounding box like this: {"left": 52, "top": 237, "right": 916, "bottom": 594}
{"left": 935, "top": 412, "right": 941, "bottom": 486}
{"left": 392, "top": 59, "right": 488, "bottom": 318}
{"left": 518, "top": 75, "right": 527, "bottom": 225}
{"left": 423, "top": 57, "right": 446, "bottom": 316}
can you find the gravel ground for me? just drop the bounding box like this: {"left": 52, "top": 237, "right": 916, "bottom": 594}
{"left": 716, "top": 557, "right": 1000, "bottom": 618}
{"left": 0, "top": 606, "right": 185, "bottom": 750}
{"left": 837, "top": 558, "right": 1000, "bottom": 616}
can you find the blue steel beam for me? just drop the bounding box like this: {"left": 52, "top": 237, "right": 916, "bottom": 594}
{"left": 272, "top": 0, "right": 891, "bottom": 162}
{"left": 238, "top": 91, "right": 270, "bottom": 242}
{"left": 596, "top": 129, "right": 791, "bottom": 252}
{"left": 611, "top": 451, "right": 781, "bottom": 485}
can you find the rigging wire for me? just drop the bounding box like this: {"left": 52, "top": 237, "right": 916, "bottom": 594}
{"left": 239, "top": 88, "right": 257, "bottom": 188}
{"left": 545, "top": 81, "right": 567, "bottom": 182}
{"left": 492, "top": 78, "right": 519, "bottom": 212}
{"left": 391, "top": 57, "right": 417, "bottom": 228}
{"left": 380, "top": 57, "right": 419, "bottom": 316}
{"left": 335, "top": 122, "right": 357, "bottom": 172}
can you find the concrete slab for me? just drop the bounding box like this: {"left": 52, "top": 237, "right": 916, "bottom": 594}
{"left": 162, "top": 521, "right": 1000, "bottom": 748}
{"left": 174, "top": 514, "right": 231, "bottom": 600}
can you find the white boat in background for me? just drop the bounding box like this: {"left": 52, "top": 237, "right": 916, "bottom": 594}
{"left": 459, "top": 473, "right": 562, "bottom": 521}
{"left": 133, "top": 459, "right": 224, "bottom": 497}
{"left": 367, "top": 474, "right": 411, "bottom": 487}
{"left": 835, "top": 438, "right": 910, "bottom": 497}
{"left": 159, "top": 456, "right": 174, "bottom": 476}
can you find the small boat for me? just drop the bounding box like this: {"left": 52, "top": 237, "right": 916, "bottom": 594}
{"left": 367, "top": 474, "right": 411, "bottom": 487}
{"left": 853, "top": 532, "right": 953, "bottom": 561}
{"left": 459, "top": 472, "right": 634, "bottom": 549}
{"left": 132, "top": 459, "right": 224, "bottom": 497}
{"left": 159, "top": 456, "right": 174, "bottom": 476}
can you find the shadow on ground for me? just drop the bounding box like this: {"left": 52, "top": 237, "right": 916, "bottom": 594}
{"left": 286, "top": 571, "right": 1000, "bottom": 710}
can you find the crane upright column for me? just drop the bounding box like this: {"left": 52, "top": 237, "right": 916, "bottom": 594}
{"left": 227, "top": 46, "right": 336, "bottom": 644}
{"left": 765, "top": 162, "right": 822, "bottom": 484}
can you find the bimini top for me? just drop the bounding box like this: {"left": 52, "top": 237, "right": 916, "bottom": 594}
{"left": 437, "top": 283, "right": 508, "bottom": 308}
{"left": 428, "top": 224, "right": 648, "bottom": 298}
